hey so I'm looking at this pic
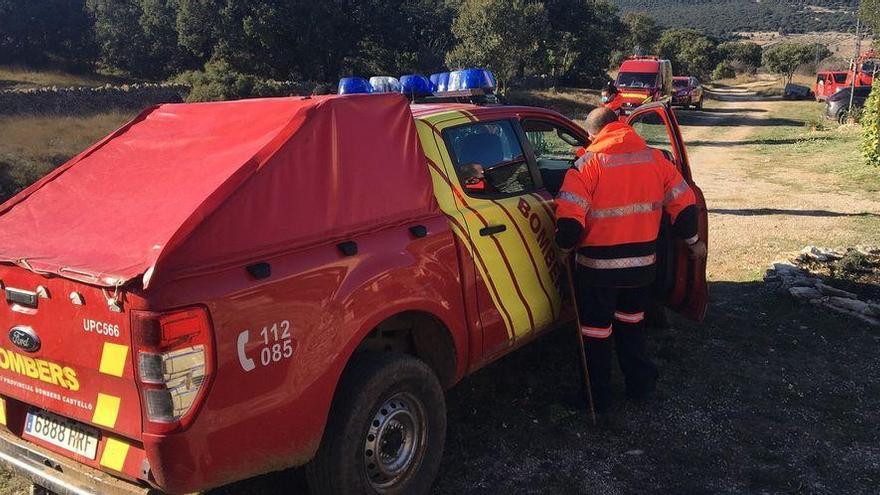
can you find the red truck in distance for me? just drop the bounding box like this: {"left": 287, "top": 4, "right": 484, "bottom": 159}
{"left": 0, "top": 89, "right": 708, "bottom": 494}
{"left": 614, "top": 56, "right": 674, "bottom": 115}
{"left": 814, "top": 71, "right": 849, "bottom": 101}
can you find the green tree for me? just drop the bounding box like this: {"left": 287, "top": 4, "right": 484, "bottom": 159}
{"left": 762, "top": 42, "right": 814, "bottom": 85}
{"left": 712, "top": 61, "right": 736, "bottom": 81}
{"left": 0, "top": 0, "right": 96, "bottom": 67}
{"left": 446, "top": 0, "right": 549, "bottom": 90}
{"left": 544, "top": 0, "right": 625, "bottom": 87}
{"left": 622, "top": 11, "right": 662, "bottom": 55}
{"left": 656, "top": 29, "right": 717, "bottom": 79}
{"left": 342, "top": 0, "right": 455, "bottom": 76}
{"left": 717, "top": 41, "right": 762, "bottom": 73}
{"left": 88, "top": 0, "right": 189, "bottom": 78}
{"left": 862, "top": 81, "right": 880, "bottom": 167}
{"left": 860, "top": 0, "right": 880, "bottom": 38}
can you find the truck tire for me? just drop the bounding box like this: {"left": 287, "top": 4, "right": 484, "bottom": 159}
{"left": 695, "top": 97, "right": 703, "bottom": 110}
{"left": 307, "top": 352, "right": 446, "bottom": 495}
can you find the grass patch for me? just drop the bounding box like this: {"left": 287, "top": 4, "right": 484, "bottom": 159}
{"left": 0, "top": 65, "right": 128, "bottom": 90}
{"left": 747, "top": 101, "right": 880, "bottom": 194}
{"left": 0, "top": 112, "right": 135, "bottom": 201}
{"left": 506, "top": 87, "right": 599, "bottom": 119}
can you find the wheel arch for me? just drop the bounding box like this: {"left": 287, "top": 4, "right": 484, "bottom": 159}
{"left": 347, "top": 310, "right": 460, "bottom": 389}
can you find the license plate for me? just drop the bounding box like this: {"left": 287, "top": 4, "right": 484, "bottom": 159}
{"left": 24, "top": 410, "right": 99, "bottom": 459}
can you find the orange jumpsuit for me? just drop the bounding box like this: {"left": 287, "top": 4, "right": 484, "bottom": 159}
{"left": 554, "top": 121, "right": 699, "bottom": 407}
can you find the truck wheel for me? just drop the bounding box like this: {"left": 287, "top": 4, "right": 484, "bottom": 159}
{"left": 695, "top": 97, "right": 703, "bottom": 110}
{"left": 307, "top": 352, "right": 446, "bottom": 495}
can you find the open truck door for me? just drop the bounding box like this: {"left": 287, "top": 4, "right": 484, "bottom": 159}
{"left": 627, "top": 103, "right": 708, "bottom": 321}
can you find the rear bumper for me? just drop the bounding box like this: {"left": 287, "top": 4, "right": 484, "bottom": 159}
{"left": 0, "top": 429, "right": 154, "bottom": 495}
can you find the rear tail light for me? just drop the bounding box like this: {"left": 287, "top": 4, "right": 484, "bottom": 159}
{"left": 132, "top": 307, "right": 214, "bottom": 434}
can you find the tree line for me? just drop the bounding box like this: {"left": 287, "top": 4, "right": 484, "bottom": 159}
{"left": 0, "top": 0, "right": 875, "bottom": 100}
{"left": 0, "top": 0, "right": 621, "bottom": 89}
{"left": 611, "top": 0, "right": 862, "bottom": 36}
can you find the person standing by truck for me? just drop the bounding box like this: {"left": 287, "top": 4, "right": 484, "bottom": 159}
{"left": 600, "top": 82, "right": 624, "bottom": 115}
{"left": 555, "top": 107, "right": 706, "bottom": 411}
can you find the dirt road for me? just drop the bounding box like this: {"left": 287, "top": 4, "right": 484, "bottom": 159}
{"left": 681, "top": 91, "right": 880, "bottom": 281}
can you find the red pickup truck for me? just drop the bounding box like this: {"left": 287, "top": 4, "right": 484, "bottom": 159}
{"left": 0, "top": 92, "right": 707, "bottom": 494}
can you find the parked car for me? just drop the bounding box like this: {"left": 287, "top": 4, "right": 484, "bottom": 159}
{"left": 614, "top": 56, "right": 674, "bottom": 115}
{"left": 825, "top": 85, "right": 873, "bottom": 123}
{"left": 0, "top": 72, "right": 708, "bottom": 494}
{"left": 814, "top": 71, "right": 849, "bottom": 101}
{"left": 671, "top": 76, "right": 704, "bottom": 109}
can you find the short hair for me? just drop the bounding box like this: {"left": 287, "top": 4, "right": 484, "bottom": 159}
{"left": 602, "top": 82, "right": 618, "bottom": 95}
{"left": 585, "top": 107, "right": 619, "bottom": 135}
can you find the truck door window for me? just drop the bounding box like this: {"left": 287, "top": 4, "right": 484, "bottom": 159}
{"left": 520, "top": 119, "right": 585, "bottom": 196}
{"left": 444, "top": 120, "right": 536, "bottom": 197}
{"left": 521, "top": 120, "right": 584, "bottom": 170}
{"left": 629, "top": 110, "right": 677, "bottom": 162}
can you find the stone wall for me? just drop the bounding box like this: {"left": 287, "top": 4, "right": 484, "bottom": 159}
{"left": 0, "top": 83, "right": 190, "bottom": 116}
{"left": 0, "top": 81, "right": 314, "bottom": 116}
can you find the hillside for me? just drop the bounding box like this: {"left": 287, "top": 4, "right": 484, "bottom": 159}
{"left": 610, "top": 0, "right": 861, "bottom": 36}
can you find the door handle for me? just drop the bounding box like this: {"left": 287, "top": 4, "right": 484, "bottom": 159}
{"left": 479, "top": 224, "right": 507, "bottom": 236}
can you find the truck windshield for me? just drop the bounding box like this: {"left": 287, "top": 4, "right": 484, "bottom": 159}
{"left": 617, "top": 72, "right": 658, "bottom": 88}
{"left": 672, "top": 79, "right": 688, "bottom": 88}
{"left": 833, "top": 73, "right": 847, "bottom": 83}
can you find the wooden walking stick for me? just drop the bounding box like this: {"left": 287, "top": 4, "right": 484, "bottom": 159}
{"left": 563, "top": 253, "right": 597, "bottom": 426}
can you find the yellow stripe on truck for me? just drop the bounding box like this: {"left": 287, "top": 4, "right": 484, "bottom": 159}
{"left": 92, "top": 393, "right": 121, "bottom": 428}
{"left": 99, "top": 437, "right": 129, "bottom": 471}
{"left": 98, "top": 342, "right": 129, "bottom": 377}
{"left": 0, "top": 397, "right": 6, "bottom": 426}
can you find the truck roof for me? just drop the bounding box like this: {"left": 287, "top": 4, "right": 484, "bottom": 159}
{"left": 619, "top": 59, "right": 661, "bottom": 72}
{"left": 0, "top": 94, "right": 437, "bottom": 288}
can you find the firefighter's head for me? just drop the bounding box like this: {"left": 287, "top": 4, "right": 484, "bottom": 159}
{"left": 600, "top": 83, "right": 618, "bottom": 103}
{"left": 585, "top": 107, "right": 619, "bottom": 139}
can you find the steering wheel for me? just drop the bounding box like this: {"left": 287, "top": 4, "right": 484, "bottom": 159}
{"left": 483, "top": 156, "right": 526, "bottom": 174}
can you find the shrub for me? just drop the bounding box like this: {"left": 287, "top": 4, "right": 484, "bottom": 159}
{"left": 862, "top": 80, "right": 880, "bottom": 167}
{"left": 712, "top": 61, "right": 736, "bottom": 80}
{"left": 174, "top": 57, "right": 271, "bottom": 102}
{"left": 712, "top": 61, "right": 736, "bottom": 81}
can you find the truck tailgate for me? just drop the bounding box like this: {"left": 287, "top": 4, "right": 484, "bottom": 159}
{"left": 0, "top": 264, "right": 144, "bottom": 475}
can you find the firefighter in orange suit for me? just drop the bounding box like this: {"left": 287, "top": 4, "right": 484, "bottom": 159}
{"left": 601, "top": 82, "right": 624, "bottom": 115}
{"left": 555, "top": 107, "right": 706, "bottom": 411}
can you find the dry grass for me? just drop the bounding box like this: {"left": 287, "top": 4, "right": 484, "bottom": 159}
{"left": 0, "top": 66, "right": 126, "bottom": 90}
{"left": 506, "top": 87, "right": 600, "bottom": 120}
{"left": 0, "top": 112, "right": 135, "bottom": 201}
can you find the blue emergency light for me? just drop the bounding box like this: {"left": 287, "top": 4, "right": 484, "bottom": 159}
{"left": 338, "top": 77, "right": 372, "bottom": 95}
{"left": 446, "top": 69, "right": 496, "bottom": 92}
{"left": 430, "top": 72, "right": 450, "bottom": 92}
{"left": 369, "top": 76, "right": 401, "bottom": 93}
{"left": 399, "top": 74, "right": 433, "bottom": 96}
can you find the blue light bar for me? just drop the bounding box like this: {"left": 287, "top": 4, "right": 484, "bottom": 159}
{"left": 338, "top": 77, "right": 372, "bottom": 95}
{"left": 446, "top": 69, "right": 496, "bottom": 92}
{"left": 400, "top": 74, "right": 433, "bottom": 96}
{"left": 430, "top": 72, "right": 450, "bottom": 92}
{"left": 369, "top": 76, "right": 401, "bottom": 93}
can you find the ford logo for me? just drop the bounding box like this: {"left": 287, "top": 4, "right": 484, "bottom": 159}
{"left": 9, "top": 326, "right": 40, "bottom": 353}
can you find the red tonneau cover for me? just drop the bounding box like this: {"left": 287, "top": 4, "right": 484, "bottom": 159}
{"left": 0, "top": 94, "right": 437, "bottom": 288}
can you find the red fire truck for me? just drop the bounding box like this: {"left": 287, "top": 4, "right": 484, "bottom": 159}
{"left": 614, "top": 56, "right": 674, "bottom": 115}
{"left": 0, "top": 71, "right": 708, "bottom": 494}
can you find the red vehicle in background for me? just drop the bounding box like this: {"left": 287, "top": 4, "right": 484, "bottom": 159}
{"left": 814, "top": 71, "right": 849, "bottom": 101}
{"left": 671, "top": 76, "right": 705, "bottom": 109}
{"left": 614, "top": 56, "right": 674, "bottom": 115}
{"left": 845, "top": 50, "right": 878, "bottom": 88}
